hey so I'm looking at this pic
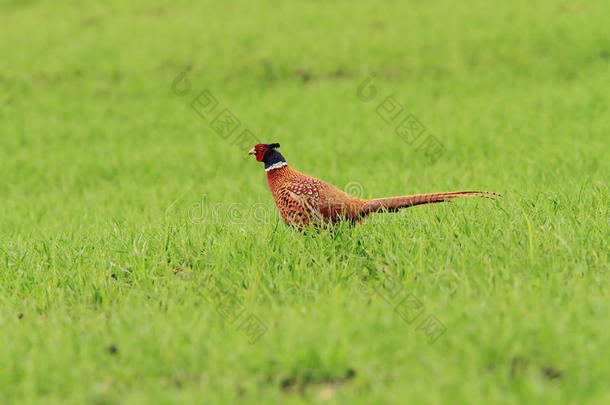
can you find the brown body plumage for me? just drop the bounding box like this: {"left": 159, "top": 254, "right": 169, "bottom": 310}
{"left": 249, "top": 143, "right": 499, "bottom": 229}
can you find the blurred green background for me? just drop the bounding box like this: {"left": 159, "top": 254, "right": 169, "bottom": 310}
{"left": 1, "top": 0, "right": 608, "bottom": 404}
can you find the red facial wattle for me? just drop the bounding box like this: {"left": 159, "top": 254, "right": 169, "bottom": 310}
{"left": 256, "top": 149, "right": 266, "bottom": 162}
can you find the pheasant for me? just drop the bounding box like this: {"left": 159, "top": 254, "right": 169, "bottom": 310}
{"left": 248, "top": 143, "right": 499, "bottom": 229}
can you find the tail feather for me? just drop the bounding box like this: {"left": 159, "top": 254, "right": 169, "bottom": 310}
{"left": 361, "top": 191, "right": 500, "bottom": 215}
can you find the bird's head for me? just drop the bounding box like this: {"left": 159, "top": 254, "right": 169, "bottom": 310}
{"left": 248, "top": 143, "right": 280, "bottom": 162}
{"left": 248, "top": 143, "right": 286, "bottom": 171}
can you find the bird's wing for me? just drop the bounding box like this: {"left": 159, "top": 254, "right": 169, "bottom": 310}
{"left": 288, "top": 177, "right": 365, "bottom": 222}
{"left": 270, "top": 178, "right": 325, "bottom": 225}
{"left": 285, "top": 179, "right": 325, "bottom": 222}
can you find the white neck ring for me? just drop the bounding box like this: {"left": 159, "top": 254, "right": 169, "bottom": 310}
{"left": 265, "top": 161, "right": 287, "bottom": 172}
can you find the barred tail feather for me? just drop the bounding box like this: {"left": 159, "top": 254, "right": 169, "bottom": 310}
{"left": 361, "top": 190, "right": 500, "bottom": 215}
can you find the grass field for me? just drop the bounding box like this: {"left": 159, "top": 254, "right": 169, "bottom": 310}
{"left": 1, "top": 0, "right": 609, "bottom": 403}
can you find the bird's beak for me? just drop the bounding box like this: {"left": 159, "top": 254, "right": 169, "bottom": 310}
{"left": 247, "top": 147, "right": 256, "bottom": 155}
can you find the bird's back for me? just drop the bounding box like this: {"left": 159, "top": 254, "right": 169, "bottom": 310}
{"left": 266, "top": 165, "right": 365, "bottom": 227}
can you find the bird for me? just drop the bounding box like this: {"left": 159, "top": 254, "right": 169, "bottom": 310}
{"left": 248, "top": 143, "right": 499, "bottom": 229}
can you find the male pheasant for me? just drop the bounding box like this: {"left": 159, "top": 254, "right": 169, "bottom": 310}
{"left": 249, "top": 143, "right": 499, "bottom": 229}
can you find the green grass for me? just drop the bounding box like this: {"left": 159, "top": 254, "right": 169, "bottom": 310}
{"left": 1, "top": 0, "right": 609, "bottom": 403}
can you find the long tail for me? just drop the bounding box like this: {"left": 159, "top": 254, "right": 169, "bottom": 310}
{"left": 360, "top": 190, "right": 500, "bottom": 215}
